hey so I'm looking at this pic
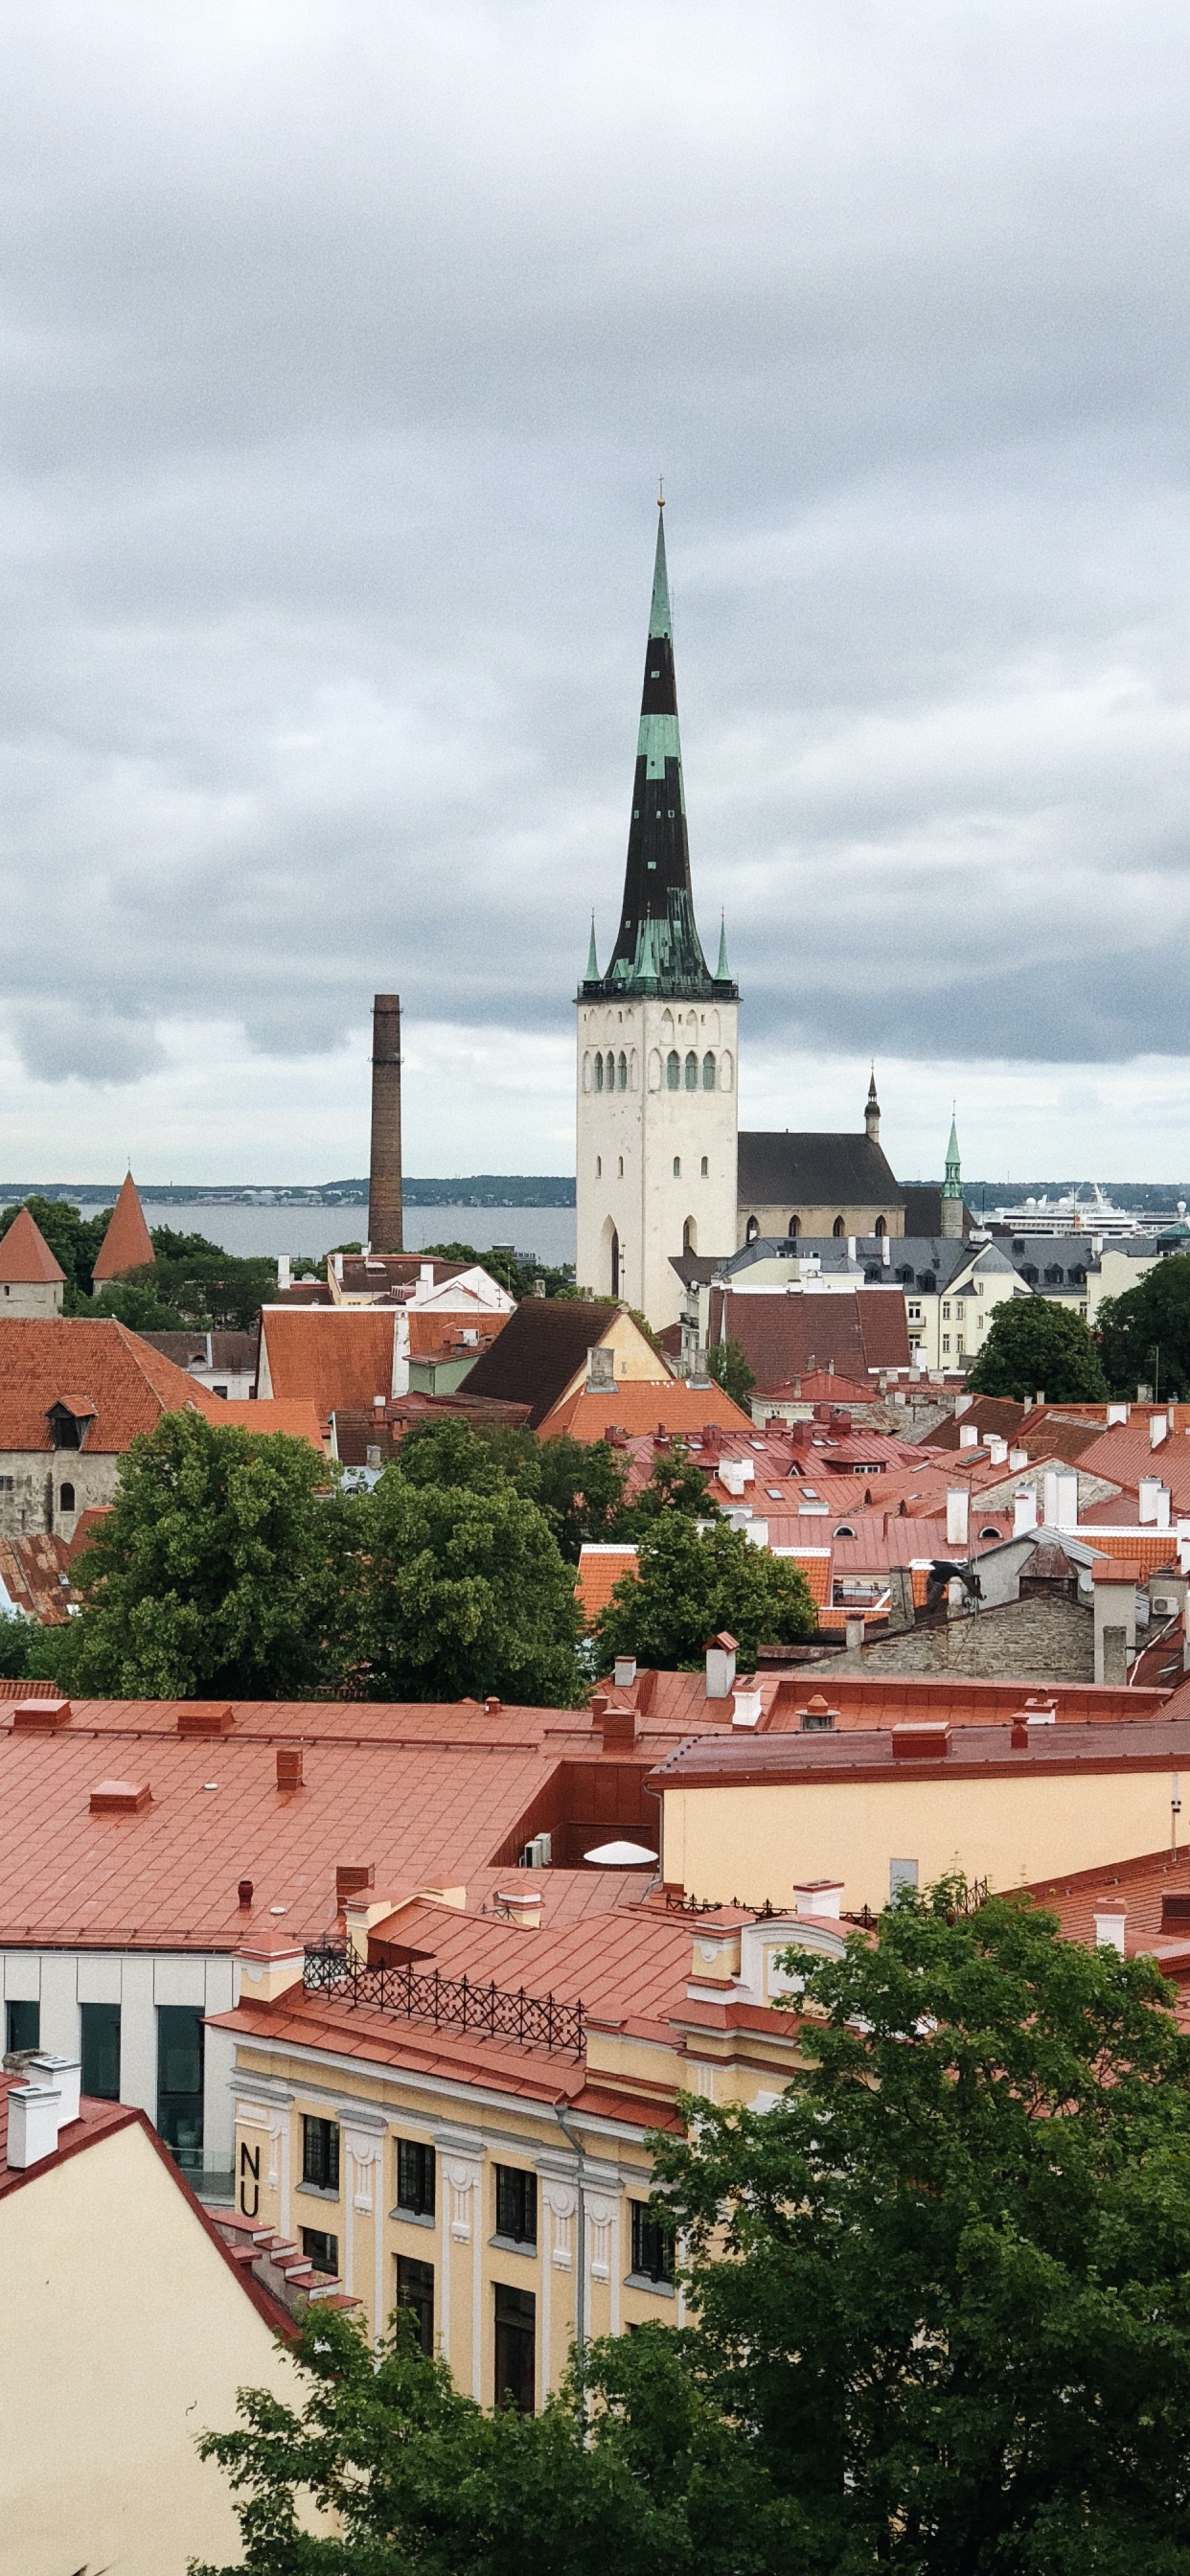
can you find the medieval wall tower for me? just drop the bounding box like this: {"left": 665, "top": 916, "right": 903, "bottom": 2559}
{"left": 575, "top": 505, "right": 739, "bottom": 1329}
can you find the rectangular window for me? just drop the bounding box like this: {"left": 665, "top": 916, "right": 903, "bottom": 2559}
{"left": 941, "top": 1300, "right": 950, "bottom": 1321}
{"left": 956, "top": 1335, "right": 964, "bottom": 1356}
{"left": 5, "top": 1998, "right": 39, "bottom": 2055}
{"left": 941, "top": 1334, "right": 950, "bottom": 1354}
{"left": 955, "top": 1301, "right": 965, "bottom": 1321}
{"left": 906, "top": 1302, "right": 922, "bottom": 1322}
{"left": 889, "top": 1858, "right": 920, "bottom": 1898}
{"left": 302, "top": 2114, "right": 340, "bottom": 2194}
{"left": 156, "top": 2005, "right": 204, "bottom": 2171}
{"left": 397, "top": 2254, "right": 435, "bottom": 2357}
{"left": 494, "top": 2164, "right": 538, "bottom": 2247}
{"left": 493, "top": 2283, "right": 536, "bottom": 2412}
{"left": 396, "top": 2136, "right": 436, "bottom": 2218}
{"left": 630, "top": 2200, "right": 675, "bottom": 2285}
{"left": 80, "top": 2001, "right": 121, "bottom": 2101}
{"left": 301, "top": 2226, "right": 338, "bottom": 2277}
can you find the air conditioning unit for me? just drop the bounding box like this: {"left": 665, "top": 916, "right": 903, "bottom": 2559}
{"left": 519, "top": 1831, "right": 553, "bottom": 1869}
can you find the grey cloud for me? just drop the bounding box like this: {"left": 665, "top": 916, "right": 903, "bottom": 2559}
{"left": 11, "top": 1000, "right": 166, "bottom": 1087}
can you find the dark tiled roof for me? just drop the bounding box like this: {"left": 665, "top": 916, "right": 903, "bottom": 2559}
{"left": 140, "top": 1331, "right": 259, "bottom": 1372}
{"left": 738, "top": 1133, "right": 905, "bottom": 1211}
{"left": 459, "top": 1300, "right": 621, "bottom": 1429}
{"left": 708, "top": 1287, "right": 909, "bottom": 1391}
{"left": 902, "top": 1185, "right": 973, "bottom": 1238}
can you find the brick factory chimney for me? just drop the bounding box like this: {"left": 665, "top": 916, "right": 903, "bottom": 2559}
{"left": 368, "top": 993, "right": 403, "bottom": 1253}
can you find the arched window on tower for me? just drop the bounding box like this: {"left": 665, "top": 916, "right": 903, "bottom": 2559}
{"left": 666, "top": 1050, "right": 680, "bottom": 1090}
{"left": 833, "top": 1216, "right": 845, "bottom": 1238}
{"left": 684, "top": 1050, "right": 698, "bottom": 1091}
{"left": 745, "top": 1216, "right": 759, "bottom": 1245}
{"left": 594, "top": 1053, "right": 604, "bottom": 1092}
{"left": 874, "top": 1216, "right": 886, "bottom": 1238}
{"left": 610, "top": 1230, "right": 619, "bottom": 1297}
{"left": 683, "top": 1217, "right": 697, "bottom": 1254}
{"left": 787, "top": 1215, "right": 799, "bottom": 1239}
{"left": 617, "top": 1050, "right": 628, "bottom": 1090}
{"left": 673, "top": 1156, "right": 681, "bottom": 1178}
{"left": 701, "top": 1050, "right": 716, "bottom": 1090}
{"left": 700, "top": 1155, "right": 708, "bottom": 1176}
{"left": 59, "top": 1483, "right": 76, "bottom": 1515}
{"left": 605, "top": 1051, "right": 616, "bottom": 1090}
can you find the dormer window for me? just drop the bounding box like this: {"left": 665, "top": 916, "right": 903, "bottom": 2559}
{"left": 47, "top": 1399, "right": 95, "bottom": 1452}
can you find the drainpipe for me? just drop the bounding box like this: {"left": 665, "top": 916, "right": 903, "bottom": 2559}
{"left": 554, "top": 2103, "right": 586, "bottom": 2353}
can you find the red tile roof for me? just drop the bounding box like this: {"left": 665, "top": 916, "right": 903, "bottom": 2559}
{"left": 90, "top": 1174, "right": 155, "bottom": 1282}
{"left": 215, "top": 1398, "right": 325, "bottom": 1451}
{"left": 0, "top": 1533, "right": 77, "bottom": 1622}
{"left": 541, "top": 1380, "right": 752, "bottom": 1442}
{"left": 258, "top": 1308, "right": 396, "bottom": 1415}
{"left": 0, "top": 1320, "right": 222, "bottom": 1452}
{"left": 651, "top": 1717, "right": 1190, "bottom": 1791}
{"left": 576, "top": 1546, "right": 638, "bottom": 1620}
{"left": 0, "top": 1208, "right": 65, "bottom": 1286}
{"left": 406, "top": 1310, "right": 509, "bottom": 1363}
{"left": 1064, "top": 1417, "right": 1190, "bottom": 1506}
{"left": 708, "top": 1287, "right": 910, "bottom": 1391}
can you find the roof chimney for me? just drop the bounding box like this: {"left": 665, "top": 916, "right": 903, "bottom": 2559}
{"left": 1093, "top": 1901, "right": 1127, "bottom": 1954}
{"left": 1014, "top": 1486, "right": 1038, "bottom": 1536}
{"left": 592, "top": 1693, "right": 636, "bottom": 1747}
{"left": 336, "top": 1863, "right": 375, "bottom": 1906}
{"left": 11, "top": 1696, "right": 71, "bottom": 1731}
{"left": 32, "top": 2054, "right": 80, "bottom": 2126}
{"left": 613, "top": 1655, "right": 637, "bottom": 1689}
{"left": 495, "top": 1886, "right": 543, "bottom": 1929}
{"left": 987, "top": 1435, "right": 1008, "bottom": 1465}
{"left": 6, "top": 2083, "right": 62, "bottom": 2170}
{"left": 705, "top": 1632, "right": 738, "bottom": 1699}
{"left": 1150, "top": 1413, "right": 1169, "bottom": 1450}
{"left": 946, "top": 1487, "right": 969, "bottom": 1547}
{"left": 367, "top": 993, "right": 403, "bottom": 1254}
{"left": 958, "top": 1422, "right": 978, "bottom": 1450}
{"left": 731, "top": 1680, "right": 764, "bottom": 1728}
{"left": 891, "top": 1721, "right": 951, "bottom": 1760}
{"left": 238, "top": 1877, "right": 254, "bottom": 1909}
{"left": 793, "top": 1880, "right": 843, "bottom": 1918}
{"left": 276, "top": 1746, "right": 304, "bottom": 1790}
{"left": 1139, "top": 1476, "right": 1164, "bottom": 1525}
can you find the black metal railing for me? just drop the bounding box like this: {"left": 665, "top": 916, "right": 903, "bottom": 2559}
{"left": 303, "top": 1944, "right": 586, "bottom": 2056}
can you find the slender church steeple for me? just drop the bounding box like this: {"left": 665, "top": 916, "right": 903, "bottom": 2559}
{"left": 941, "top": 1111, "right": 964, "bottom": 1239}
{"left": 581, "top": 503, "right": 736, "bottom": 1001}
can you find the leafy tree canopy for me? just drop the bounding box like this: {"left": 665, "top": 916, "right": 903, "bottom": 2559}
{"left": 394, "top": 1414, "right": 628, "bottom": 1560}
{"left": 1098, "top": 1254, "right": 1190, "bottom": 1399}
{"left": 966, "top": 1293, "right": 1108, "bottom": 1402}
{"left": 611, "top": 1440, "right": 710, "bottom": 1540}
{"left": 705, "top": 1336, "right": 756, "bottom": 1410}
{"left": 593, "top": 1512, "right": 815, "bottom": 1670}
{"left": 194, "top": 2307, "right": 793, "bottom": 2576}
{"left": 652, "top": 1879, "right": 1190, "bottom": 2574}
{"left": 355, "top": 1463, "right": 583, "bottom": 1705}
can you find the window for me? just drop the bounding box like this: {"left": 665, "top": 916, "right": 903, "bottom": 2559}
{"left": 682, "top": 1217, "right": 697, "bottom": 1254}
{"left": 47, "top": 1404, "right": 83, "bottom": 1450}
{"left": 157, "top": 2005, "right": 204, "bottom": 2172}
{"left": 595, "top": 1156, "right": 601, "bottom": 1177}
{"left": 673, "top": 1156, "right": 681, "bottom": 1178}
{"left": 0, "top": 1476, "right": 13, "bottom": 1491}
{"left": 974, "top": 1278, "right": 983, "bottom": 1296}
{"left": 609, "top": 1229, "right": 619, "bottom": 1298}
{"left": 666, "top": 1050, "right": 680, "bottom": 1090}
{"left": 889, "top": 1858, "right": 919, "bottom": 1898}
{"left": 630, "top": 2200, "right": 675, "bottom": 2285}
{"left": 397, "top": 2254, "right": 435, "bottom": 2356}
{"left": 701, "top": 1050, "right": 716, "bottom": 1090}
{"left": 700, "top": 1156, "right": 708, "bottom": 1177}
{"left": 80, "top": 2001, "right": 120, "bottom": 2100}
{"left": 617, "top": 1155, "right": 624, "bottom": 1177}
{"left": 494, "top": 2164, "right": 538, "bottom": 2247}
{"left": 684, "top": 1050, "right": 698, "bottom": 1090}
{"left": 956, "top": 1335, "right": 964, "bottom": 1356}
{"left": 618, "top": 1049, "right": 628, "bottom": 1090}
{"left": 833, "top": 1216, "right": 845, "bottom": 1238}
{"left": 942, "top": 1301, "right": 950, "bottom": 1321}
{"left": 942, "top": 1334, "right": 950, "bottom": 1354}
{"left": 5, "top": 1999, "right": 39, "bottom": 2055}
{"left": 494, "top": 2283, "right": 536, "bottom": 2412}
{"left": 594, "top": 1053, "right": 604, "bottom": 1092}
{"left": 745, "top": 1216, "right": 759, "bottom": 1244}
{"left": 979, "top": 1525, "right": 1001, "bottom": 1541}
{"left": 59, "top": 1483, "right": 75, "bottom": 1514}
{"left": 302, "top": 2114, "right": 340, "bottom": 2194}
{"left": 787, "top": 1215, "right": 799, "bottom": 1239}
{"left": 875, "top": 1216, "right": 886, "bottom": 1238}
{"left": 906, "top": 1301, "right": 922, "bottom": 1322}
{"left": 396, "top": 2137, "right": 435, "bottom": 2218}
{"left": 302, "top": 2226, "right": 338, "bottom": 2277}
{"left": 955, "top": 1301, "right": 965, "bottom": 1321}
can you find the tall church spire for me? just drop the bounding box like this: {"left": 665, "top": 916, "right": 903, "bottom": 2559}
{"left": 941, "top": 1110, "right": 964, "bottom": 1239}
{"left": 582, "top": 505, "right": 736, "bottom": 1001}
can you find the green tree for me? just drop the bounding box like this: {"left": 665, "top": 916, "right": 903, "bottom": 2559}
{"left": 593, "top": 1514, "right": 815, "bottom": 1669}
{"left": 611, "top": 1440, "right": 710, "bottom": 1539}
{"left": 394, "top": 1414, "right": 628, "bottom": 1560}
{"left": 966, "top": 1294, "right": 1108, "bottom": 1401}
{"left": 62, "top": 1411, "right": 352, "bottom": 1700}
{"left": 1098, "top": 1254, "right": 1190, "bottom": 1399}
{"left": 421, "top": 1239, "right": 579, "bottom": 1300}
{"left": 652, "top": 1879, "right": 1190, "bottom": 2575}
{"left": 705, "top": 1337, "right": 756, "bottom": 1410}
{"left": 355, "top": 1466, "right": 583, "bottom": 1705}
{"left": 194, "top": 2306, "right": 792, "bottom": 2576}
{"left": 90, "top": 1276, "right": 188, "bottom": 1331}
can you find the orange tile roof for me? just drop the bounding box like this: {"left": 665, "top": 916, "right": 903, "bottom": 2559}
{"left": 90, "top": 1174, "right": 155, "bottom": 1282}
{"left": 1068, "top": 1417, "right": 1190, "bottom": 1508}
{"left": 258, "top": 1307, "right": 396, "bottom": 1415}
{"left": 406, "top": 1310, "right": 509, "bottom": 1362}
{"left": 0, "top": 1208, "right": 65, "bottom": 1286}
{"left": 1072, "top": 1528, "right": 1181, "bottom": 1570}
{"left": 576, "top": 1545, "right": 638, "bottom": 1620}
{"left": 0, "top": 1320, "right": 221, "bottom": 1453}
{"left": 540, "top": 1380, "right": 753, "bottom": 1443}
{"left": 215, "top": 1398, "right": 325, "bottom": 1451}
{"left": 612, "top": 1668, "right": 1172, "bottom": 1736}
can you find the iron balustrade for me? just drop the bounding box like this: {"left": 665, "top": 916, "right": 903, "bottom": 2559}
{"left": 303, "top": 1944, "right": 585, "bottom": 2057}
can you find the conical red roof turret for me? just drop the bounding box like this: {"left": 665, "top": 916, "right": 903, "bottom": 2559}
{"left": 91, "top": 1174, "right": 155, "bottom": 1282}
{"left": 0, "top": 1207, "right": 66, "bottom": 1285}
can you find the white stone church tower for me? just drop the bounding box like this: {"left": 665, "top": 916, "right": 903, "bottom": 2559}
{"left": 576, "top": 506, "right": 739, "bottom": 1329}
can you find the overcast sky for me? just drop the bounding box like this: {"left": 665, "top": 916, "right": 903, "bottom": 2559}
{"left": 4, "top": 1, "right": 1190, "bottom": 1185}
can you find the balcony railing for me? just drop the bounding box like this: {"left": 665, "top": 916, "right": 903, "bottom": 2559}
{"left": 303, "top": 1944, "right": 586, "bottom": 2056}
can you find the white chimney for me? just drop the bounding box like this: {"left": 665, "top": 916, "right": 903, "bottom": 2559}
{"left": 719, "top": 1460, "right": 747, "bottom": 1497}
{"left": 1150, "top": 1414, "right": 1169, "bottom": 1450}
{"left": 881, "top": 1234, "right": 891, "bottom": 1266}
{"left": 1139, "top": 1477, "right": 1163, "bottom": 1526}
{"left": 419, "top": 1262, "right": 433, "bottom": 1287}
{"left": 793, "top": 1880, "right": 843, "bottom": 1918}
{"left": 1093, "top": 1904, "right": 1127, "bottom": 1955}
{"left": 731, "top": 1683, "right": 764, "bottom": 1728}
{"left": 1107, "top": 1403, "right": 1129, "bottom": 1426}
{"left": 1042, "top": 1469, "right": 1060, "bottom": 1527}
{"left": 988, "top": 1435, "right": 1008, "bottom": 1465}
{"left": 1014, "top": 1486, "right": 1038, "bottom": 1536}
{"left": 496, "top": 1887, "right": 543, "bottom": 1930}
{"left": 1156, "top": 1486, "right": 1172, "bottom": 1530}
{"left": 946, "top": 1487, "right": 970, "bottom": 1547}
{"left": 1009, "top": 1448, "right": 1029, "bottom": 1470}
{"left": 705, "top": 1635, "right": 738, "bottom": 1699}
{"left": 1053, "top": 1471, "right": 1078, "bottom": 1531}
{"left": 277, "top": 1254, "right": 291, "bottom": 1293}
{"left": 954, "top": 1394, "right": 973, "bottom": 1416}
{"left": 958, "top": 1422, "right": 979, "bottom": 1450}
{"left": 32, "top": 2055, "right": 80, "bottom": 2126}
{"left": 7, "top": 2083, "right": 61, "bottom": 2169}
{"left": 613, "top": 1655, "right": 637, "bottom": 1689}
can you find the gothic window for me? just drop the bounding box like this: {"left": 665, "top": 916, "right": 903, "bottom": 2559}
{"left": 618, "top": 1156, "right": 624, "bottom": 1177}
{"left": 666, "top": 1051, "right": 680, "bottom": 1090}
{"left": 59, "top": 1483, "right": 76, "bottom": 1514}
{"left": 787, "top": 1215, "right": 799, "bottom": 1239}
{"left": 875, "top": 1216, "right": 886, "bottom": 1238}
{"left": 673, "top": 1157, "right": 681, "bottom": 1178}
{"left": 618, "top": 1050, "right": 628, "bottom": 1090}
{"left": 701, "top": 1051, "right": 716, "bottom": 1090}
{"left": 609, "top": 1229, "right": 620, "bottom": 1297}
{"left": 594, "top": 1053, "right": 604, "bottom": 1092}
{"left": 605, "top": 1051, "right": 616, "bottom": 1090}
{"left": 684, "top": 1050, "right": 698, "bottom": 1091}
{"left": 833, "top": 1217, "right": 845, "bottom": 1238}
{"left": 683, "top": 1217, "right": 697, "bottom": 1254}
{"left": 700, "top": 1156, "right": 708, "bottom": 1177}
{"left": 595, "top": 1157, "right": 601, "bottom": 1177}
{"left": 720, "top": 1050, "right": 733, "bottom": 1091}
{"left": 745, "top": 1216, "right": 760, "bottom": 1245}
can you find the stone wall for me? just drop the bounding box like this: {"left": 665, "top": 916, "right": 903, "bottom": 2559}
{"left": 806, "top": 1594, "right": 1095, "bottom": 1683}
{"left": 0, "top": 1449, "right": 119, "bottom": 1541}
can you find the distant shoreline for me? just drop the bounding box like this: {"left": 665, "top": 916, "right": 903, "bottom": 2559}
{"left": 0, "top": 1175, "right": 578, "bottom": 1209}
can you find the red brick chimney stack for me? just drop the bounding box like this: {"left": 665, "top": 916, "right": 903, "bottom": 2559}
{"left": 368, "top": 993, "right": 403, "bottom": 1254}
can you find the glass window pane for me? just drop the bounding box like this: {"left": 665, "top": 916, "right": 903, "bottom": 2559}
{"left": 80, "top": 2002, "right": 121, "bottom": 2101}
{"left": 5, "top": 1999, "right": 40, "bottom": 2056}
{"left": 156, "top": 2005, "right": 204, "bottom": 2166}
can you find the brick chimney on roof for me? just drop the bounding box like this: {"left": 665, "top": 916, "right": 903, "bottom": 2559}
{"left": 368, "top": 993, "right": 403, "bottom": 1254}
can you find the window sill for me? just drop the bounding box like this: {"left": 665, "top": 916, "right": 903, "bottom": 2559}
{"left": 624, "top": 2271, "right": 675, "bottom": 2297}
{"left": 390, "top": 2205, "right": 436, "bottom": 2228}
{"left": 490, "top": 2232, "right": 538, "bottom": 2259}
{"left": 296, "top": 2180, "right": 341, "bottom": 2202}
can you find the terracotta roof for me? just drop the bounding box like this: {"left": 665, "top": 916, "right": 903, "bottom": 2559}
{"left": 459, "top": 1300, "right": 624, "bottom": 1429}
{"left": 768, "top": 1369, "right": 880, "bottom": 1407}
{"left": 708, "top": 1287, "right": 909, "bottom": 1392}
{"left": 541, "top": 1379, "right": 752, "bottom": 1443}
{"left": 0, "top": 1533, "right": 77, "bottom": 1622}
{"left": 215, "top": 1398, "right": 325, "bottom": 1451}
{"left": 1068, "top": 1418, "right": 1190, "bottom": 1507}
{"left": 406, "top": 1310, "right": 508, "bottom": 1362}
{"left": 90, "top": 1174, "right": 155, "bottom": 1282}
{"left": 0, "top": 1208, "right": 65, "bottom": 1286}
{"left": 651, "top": 1717, "right": 1190, "bottom": 1792}
{"left": 0, "top": 1320, "right": 221, "bottom": 1453}
{"left": 923, "top": 1396, "right": 1027, "bottom": 1450}
{"left": 576, "top": 1545, "right": 638, "bottom": 1620}
{"left": 337, "top": 1255, "right": 469, "bottom": 1296}
{"left": 737, "top": 1130, "right": 905, "bottom": 1210}
{"left": 258, "top": 1307, "right": 396, "bottom": 1414}
{"left": 330, "top": 1390, "right": 532, "bottom": 1467}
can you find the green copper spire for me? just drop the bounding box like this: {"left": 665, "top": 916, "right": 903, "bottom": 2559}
{"left": 943, "top": 1113, "right": 962, "bottom": 1198}
{"left": 585, "top": 912, "right": 599, "bottom": 980}
{"left": 580, "top": 503, "right": 737, "bottom": 1003}
{"left": 716, "top": 911, "right": 730, "bottom": 979}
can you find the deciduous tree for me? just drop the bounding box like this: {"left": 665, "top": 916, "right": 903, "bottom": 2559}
{"left": 966, "top": 1295, "right": 1108, "bottom": 1401}
{"left": 593, "top": 1513, "right": 814, "bottom": 1670}
{"left": 1098, "top": 1254, "right": 1190, "bottom": 1399}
